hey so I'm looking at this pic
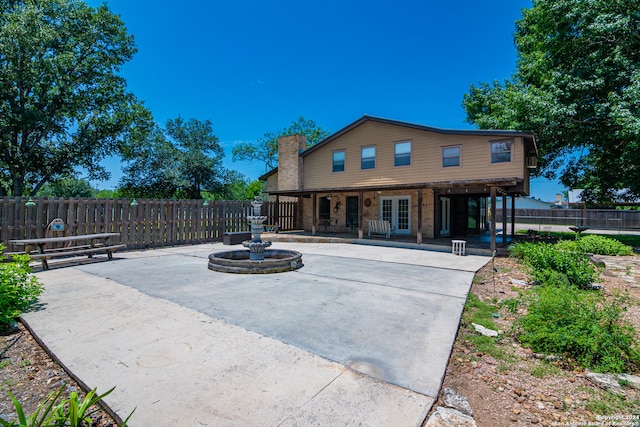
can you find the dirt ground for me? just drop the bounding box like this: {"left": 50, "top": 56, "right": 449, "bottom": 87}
{"left": 0, "top": 322, "right": 120, "bottom": 425}
{"left": 1, "top": 255, "right": 638, "bottom": 426}
{"left": 431, "top": 255, "right": 640, "bottom": 426}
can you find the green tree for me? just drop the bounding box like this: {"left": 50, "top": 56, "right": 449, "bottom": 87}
{"left": 119, "top": 118, "right": 226, "bottom": 199}
{"left": 206, "top": 171, "right": 264, "bottom": 201}
{"left": 37, "top": 178, "right": 96, "bottom": 198}
{"left": 463, "top": 0, "right": 640, "bottom": 203}
{"left": 232, "top": 116, "right": 330, "bottom": 171}
{"left": 0, "top": 0, "right": 152, "bottom": 197}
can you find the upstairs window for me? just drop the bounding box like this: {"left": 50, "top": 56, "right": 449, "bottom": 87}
{"left": 332, "top": 150, "right": 345, "bottom": 172}
{"left": 361, "top": 146, "right": 376, "bottom": 169}
{"left": 442, "top": 146, "right": 461, "bottom": 167}
{"left": 394, "top": 141, "right": 411, "bottom": 167}
{"left": 491, "top": 140, "right": 512, "bottom": 163}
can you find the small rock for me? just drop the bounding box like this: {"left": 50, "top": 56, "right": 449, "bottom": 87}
{"left": 472, "top": 323, "right": 499, "bottom": 337}
{"left": 537, "top": 402, "right": 545, "bottom": 410}
{"left": 424, "top": 406, "right": 477, "bottom": 427}
{"left": 553, "top": 401, "right": 562, "bottom": 410}
{"left": 585, "top": 372, "right": 625, "bottom": 396}
{"left": 498, "top": 386, "right": 505, "bottom": 392}
{"left": 514, "top": 387, "right": 523, "bottom": 396}
{"left": 510, "top": 415, "right": 517, "bottom": 423}
{"left": 531, "top": 418, "right": 540, "bottom": 424}
{"left": 442, "top": 388, "right": 474, "bottom": 417}
{"left": 618, "top": 373, "right": 640, "bottom": 389}
{"left": 512, "top": 408, "right": 521, "bottom": 415}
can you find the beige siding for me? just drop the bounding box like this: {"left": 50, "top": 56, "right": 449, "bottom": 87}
{"left": 303, "top": 121, "right": 526, "bottom": 189}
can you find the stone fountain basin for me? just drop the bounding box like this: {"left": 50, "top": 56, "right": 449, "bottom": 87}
{"left": 208, "top": 249, "right": 303, "bottom": 274}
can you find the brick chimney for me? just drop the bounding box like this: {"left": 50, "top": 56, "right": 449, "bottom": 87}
{"left": 277, "top": 134, "right": 306, "bottom": 191}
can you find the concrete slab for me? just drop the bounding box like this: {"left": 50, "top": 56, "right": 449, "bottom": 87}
{"left": 23, "top": 242, "right": 489, "bottom": 426}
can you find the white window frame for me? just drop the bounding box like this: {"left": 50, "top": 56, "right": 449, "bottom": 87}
{"left": 361, "top": 146, "right": 376, "bottom": 170}
{"left": 394, "top": 141, "right": 412, "bottom": 167}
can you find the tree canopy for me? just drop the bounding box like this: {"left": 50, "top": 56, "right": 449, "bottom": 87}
{"left": 0, "top": 0, "right": 152, "bottom": 197}
{"left": 232, "top": 116, "right": 330, "bottom": 171}
{"left": 119, "top": 117, "right": 227, "bottom": 200}
{"left": 463, "top": 0, "right": 640, "bottom": 203}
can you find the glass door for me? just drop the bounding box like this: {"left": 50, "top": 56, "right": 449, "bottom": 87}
{"left": 440, "top": 196, "right": 451, "bottom": 237}
{"left": 380, "top": 196, "right": 411, "bottom": 234}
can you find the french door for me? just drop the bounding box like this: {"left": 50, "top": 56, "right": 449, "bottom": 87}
{"left": 380, "top": 196, "right": 411, "bottom": 234}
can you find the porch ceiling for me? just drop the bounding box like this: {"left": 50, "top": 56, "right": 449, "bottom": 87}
{"left": 268, "top": 177, "right": 525, "bottom": 197}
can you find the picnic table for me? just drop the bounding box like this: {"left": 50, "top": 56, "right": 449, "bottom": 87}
{"left": 8, "top": 233, "right": 125, "bottom": 270}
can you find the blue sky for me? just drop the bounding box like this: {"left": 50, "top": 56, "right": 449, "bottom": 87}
{"left": 87, "top": 0, "right": 565, "bottom": 201}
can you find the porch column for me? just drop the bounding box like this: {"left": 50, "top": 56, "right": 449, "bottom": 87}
{"left": 502, "top": 194, "right": 508, "bottom": 245}
{"left": 358, "top": 191, "right": 364, "bottom": 239}
{"left": 490, "top": 187, "right": 497, "bottom": 252}
{"left": 417, "top": 189, "right": 423, "bottom": 244}
{"left": 511, "top": 195, "right": 516, "bottom": 240}
{"left": 312, "top": 193, "right": 317, "bottom": 235}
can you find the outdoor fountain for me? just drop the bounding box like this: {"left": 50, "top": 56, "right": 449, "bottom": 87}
{"left": 208, "top": 197, "right": 303, "bottom": 273}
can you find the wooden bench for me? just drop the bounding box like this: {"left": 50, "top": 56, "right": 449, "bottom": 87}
{"left": 8, "top": 233, "right": 124, "bottom": 270}
{"left": 223, "top": 231, "right": 251, "bottom": 245}
{"left": 367, "top": 219, "right": 395, "bottom": 240}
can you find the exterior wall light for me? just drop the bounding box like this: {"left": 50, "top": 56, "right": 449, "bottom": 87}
{"left": 25, "top": 198, "right": 36, "bottom": 207}
{"left": 130, "top": 199, "right": 139, "bottom": 206}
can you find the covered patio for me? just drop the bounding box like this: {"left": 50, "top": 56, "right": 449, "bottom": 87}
{"left": 268, "top": 180, "right": 523, "bottom": 254}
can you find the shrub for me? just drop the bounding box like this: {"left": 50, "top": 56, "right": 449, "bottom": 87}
{"left": 509, "top": 242, "right": 598, "bottom": 289}
{"left": 515, "top": 283, "right": 640, "bottom": 373}
{"left": 0, "top": 246, "right": 43, "bottom": 329}
{"left": 556, "top": 234, "right": 634, "bottom": 256}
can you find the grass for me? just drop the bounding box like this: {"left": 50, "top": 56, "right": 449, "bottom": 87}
{"left": 461, "top": 293, "right": 515, "bottom": 362}
{"left": 529, "top": 360, "right": 563, "bottom": 378}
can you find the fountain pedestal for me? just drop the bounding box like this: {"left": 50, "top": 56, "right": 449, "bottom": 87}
{"left": 242, "top": 198, "right": 272, "bottom": 261}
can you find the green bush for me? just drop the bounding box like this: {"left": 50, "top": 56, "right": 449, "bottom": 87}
{"left": 556, "top": 234, "right": 634, "bottom": 256}
{"left": 0, "top": 245, "right": 43, "bottom": 328}
{"left": 515, "top": 283, "right": 640, "bottom": 373}
{"left": 509, "top": 242, "right": 598, "bottom": 289}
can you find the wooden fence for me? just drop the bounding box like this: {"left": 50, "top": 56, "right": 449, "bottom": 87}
{"left": 1, "top": 197, "right": 298, "bottom": 251}
{"left": 496, "top": 208, "right": 640, "bottom": 231}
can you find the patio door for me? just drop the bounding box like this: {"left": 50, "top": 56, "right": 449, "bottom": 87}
{"left": 346, "top": 196, "right": 359, "bottom": 231}
{"left": 440, "top": 197, "right": 451, "bottom": 237}
{"left": 380, "top": 196, "right": 411, "bottom": 235}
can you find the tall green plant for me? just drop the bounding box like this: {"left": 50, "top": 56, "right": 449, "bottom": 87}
{"left": 0, "top": 246, "right": 43, "bottom": 328}
{"left": 509, "top": 242, "right": 598, "bottom": 289}
{"left": 0, "top": 386, "right": 134, "bottom": 427}
{"left": 556, "top": 234, "right": 634, "bottom": 256}
{"left": 516, "top": 283, "right": 640, "bottom": 373}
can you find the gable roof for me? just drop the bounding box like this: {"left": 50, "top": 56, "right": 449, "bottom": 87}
{"left": 259, "top": 115, "right": 537, "bottom": 180}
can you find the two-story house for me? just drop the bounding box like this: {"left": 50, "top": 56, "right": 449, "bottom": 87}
{"left": 260, "top": 115, "right": 537, "bottom": 251}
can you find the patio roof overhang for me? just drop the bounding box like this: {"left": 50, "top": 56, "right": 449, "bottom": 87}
{"left": 267, "top": 177, "right": 525, "bottom": 198}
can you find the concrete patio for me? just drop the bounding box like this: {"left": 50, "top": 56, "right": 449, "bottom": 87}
{"left": 22, "top": 242, "right": 489, "bottom": 426}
